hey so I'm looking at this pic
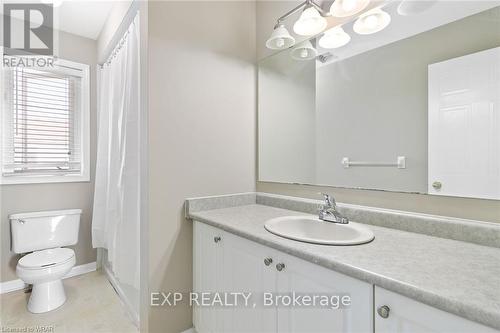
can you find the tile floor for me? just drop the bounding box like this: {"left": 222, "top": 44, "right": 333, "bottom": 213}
{"left": 0, "top": 271, "right": 138, "bottom": 333}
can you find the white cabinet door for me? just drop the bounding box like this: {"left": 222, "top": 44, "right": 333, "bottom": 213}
{"left": 193, "top": 221, "right": 225, "bottom": 333}
{"left": 275, "top": 252, "right": 373, "bottom": 333}
{"left": 428, "top": 47, "right": 500, "bottom": 199}
{"left": 193, "top": 221, "right": 373, "bottom": 333}
{"left": 221, "top": 232, "right": 278, "bottom": 333}
{"left": 375, "top": 287, "right": 499, "bottom": 333}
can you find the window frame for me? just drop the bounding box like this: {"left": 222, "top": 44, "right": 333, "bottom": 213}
{"left": 0, "top": 58, "right": 90, "bottom": 185}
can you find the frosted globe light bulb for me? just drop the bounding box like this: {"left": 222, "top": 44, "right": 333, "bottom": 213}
{"left": 293, "top": 7, "right": 327, "bottom": 36}
{"left": 342, "top": 0, "right": 357, "bottom": 12}
{"left": 330, "top": 0, "right": 369, "bottom": 18}
{"left": 364, "top": 15, "right": 379, "bottom": 29}
{"left": 318, "top": 26, "right": 351, "bottom": 49}
{"left": 353, "top": 8, "right": 391, "bottom": 35}
{"left": 265, "top": 24, "right": 295, "bottom": 50}
{"left": 290, "top": 40, "right": 317, "bottom": 60}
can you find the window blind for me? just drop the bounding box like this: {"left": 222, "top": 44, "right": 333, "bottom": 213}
{"left": 2, "top": 67, "right": 82, "bottom": 175}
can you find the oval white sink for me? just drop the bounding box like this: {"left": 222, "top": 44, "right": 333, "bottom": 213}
{"left": 264, "top": 216, "right": 374, "bottom": 245}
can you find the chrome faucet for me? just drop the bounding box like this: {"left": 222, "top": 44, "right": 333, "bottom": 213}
{"left": 318, "top": 193, "right": 349, "bottom": 224}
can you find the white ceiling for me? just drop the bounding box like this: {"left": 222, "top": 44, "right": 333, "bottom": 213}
{"left": 2, "top": 0, "right": 115, "bottom": 40}
{"left": 55, "top": 0, "right": 115, "bottom": 40}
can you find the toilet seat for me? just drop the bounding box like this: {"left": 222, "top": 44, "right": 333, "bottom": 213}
{"left": 16, "top": 247, "right": 76, "bottom": 312}
{"left": 18, "top": 248, "right": 75, "bottom": 270}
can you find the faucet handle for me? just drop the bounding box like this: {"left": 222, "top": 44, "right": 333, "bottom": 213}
{"left": 319, "top": 193, "right": 336, "bottom": 208}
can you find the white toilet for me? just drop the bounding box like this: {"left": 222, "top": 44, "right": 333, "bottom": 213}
{"left": 10, "top": 209, "right": 81, "bottom": 313}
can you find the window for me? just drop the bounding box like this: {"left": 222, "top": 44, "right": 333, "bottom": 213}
{"left": 1, "top": 59, "right": 89, "bottom": 184}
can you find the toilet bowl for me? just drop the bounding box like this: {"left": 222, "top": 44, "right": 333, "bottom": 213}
{"left": 16, "top": 248, "right": 76, "bottom": 313}
{"left": 10, "top": 209, "right": 81, "bottom": 314}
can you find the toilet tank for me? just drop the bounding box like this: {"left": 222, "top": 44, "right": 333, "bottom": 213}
{"left": 10, "top": 209, "right": 81, "bottom": 254}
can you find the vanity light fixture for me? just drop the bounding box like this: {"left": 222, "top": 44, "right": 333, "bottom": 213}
{"left": 293, "top": 6, "right": 328, "bottom": 36}
{"left": 397, "top": 0, "right": 437, "bottom": 16}
{"left": 290, "top": 40, "right": 318, "bottom": 61}
{"left": 266, "top": 24, "right": 296, "bottom": 50}
{"left": 265, "top": 0, "right": 330, "bottom": 50}
{"left": 319, "top": 26, "right": 351, "bottom": 49}
{"left": 330, "top": 0, "right": 370, "bottom": 18}
{"left": 353, "top": 8, "right": 391, "bottom": 35}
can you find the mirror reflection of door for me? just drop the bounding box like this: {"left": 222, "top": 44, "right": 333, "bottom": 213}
{"left": 428, "top": 47, "right": 500, "bottom": 200}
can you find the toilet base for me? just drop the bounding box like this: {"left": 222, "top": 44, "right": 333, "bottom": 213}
{"left": 28, "top": 279, "right": 66, "bottom": 313}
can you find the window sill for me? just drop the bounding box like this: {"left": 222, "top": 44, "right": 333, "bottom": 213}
{"left": 0, "top": 174, "right": 90, "bottom": 185}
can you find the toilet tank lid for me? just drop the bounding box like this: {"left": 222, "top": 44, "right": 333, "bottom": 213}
{"left": 9, "top": 209, "right": 82, "bottom": 220}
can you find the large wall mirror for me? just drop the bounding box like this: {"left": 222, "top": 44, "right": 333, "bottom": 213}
{"left": 258, "top": 1, "right": 500, "bottom": 200}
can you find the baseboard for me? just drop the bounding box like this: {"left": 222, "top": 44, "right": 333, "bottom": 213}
{"left": 103, "top": 264, "right": 140, "bottom": 327}
{"left": 0, "top": 279, "right": 26, "bottom": 294}
{"left": 0, "top": 261, "right": 97, "bottom": 294}
{"left": 64, "top": 261, "right": 97, "bottom": 279}
{"left": 180, "top": 328, "right": 196, "bottom": 333}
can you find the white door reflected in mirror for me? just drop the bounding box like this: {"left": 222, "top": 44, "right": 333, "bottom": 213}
{"left": 428, "top": 47, "right": 500, "bottom": 200}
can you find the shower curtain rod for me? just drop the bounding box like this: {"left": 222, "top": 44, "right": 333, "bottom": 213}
{"left": 99, "top": 0, "right": 140, "bottom": 67}
{"left": 101, "top": 27, "right": 132, "bottom": 68}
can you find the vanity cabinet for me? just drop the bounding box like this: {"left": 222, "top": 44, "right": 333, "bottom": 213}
{"left": 274, "top": 250, "right": 372, "bottom": 333}
{"left": 220, "top": 226, "right": 278, "bottom": 332}
{"left": 194, "top": 221, "right": 498, "bottom": 333}
{"left": 193, "top": 221, "right": 224, "bottom": 332}
{"left": 193, "top": 221, "right": 373, "bottom": 333}
{"left": 375, "top": 287, "right": 498, "bottom": 333}
{"left": 194, "top": 221, "right": 275, "bottom": 332}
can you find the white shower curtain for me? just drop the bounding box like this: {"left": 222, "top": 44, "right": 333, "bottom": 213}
{"left": 92, "top": 15, "right": 140, "bottom": 291}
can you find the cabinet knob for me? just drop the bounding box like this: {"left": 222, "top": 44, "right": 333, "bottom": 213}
{"left": 377, "top": 305, "right": 390, "bottom": 319}
{"left": 432, "top": 181, "right": 442, "bottom": 190}
{"left": 276, "top": 263, "right": 285, "bottom": 271}
{"left": 214, "top": 236, "right": 222, "bottom": 243}
{"left": 264, "top": 258, "right": 273, "bottom": 266}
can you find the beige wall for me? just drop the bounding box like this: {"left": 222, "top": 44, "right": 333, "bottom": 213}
{"left": 256, "top": 2, "right": 500, "bottom": 223}
{"left": 0, "top": 30, "right": 98, "bottom": 283}
{"left": 148, "top": 1, "right": 256, "bottom": 332}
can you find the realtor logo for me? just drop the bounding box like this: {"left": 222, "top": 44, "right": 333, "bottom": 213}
{"left": 3, "top": 3, "right": 54, "bottom": 56}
